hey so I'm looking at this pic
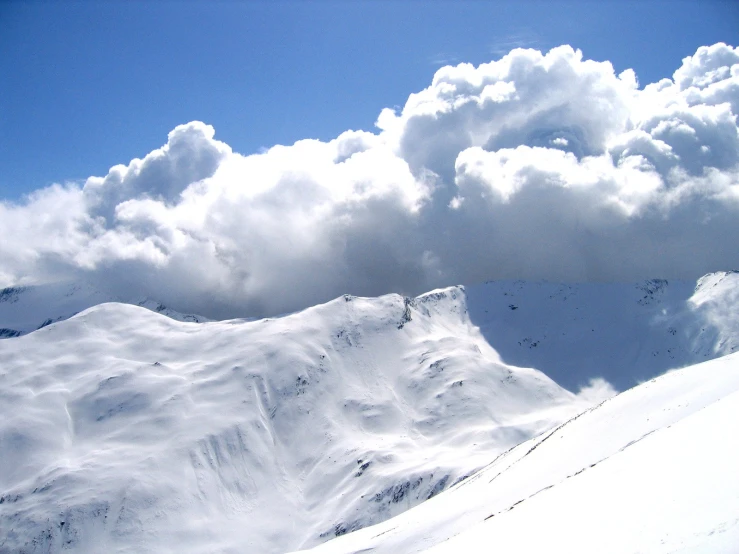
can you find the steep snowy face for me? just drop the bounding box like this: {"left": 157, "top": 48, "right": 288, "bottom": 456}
{"left": 690, "top": 270, "right": 739, "bottom": 354}
{"left": 292, "top": 350, "right": 739, "bottom": 554}
{"left": 0, "top": 287, "right": 591, "bottom": 554}
{"left": 464, "top": 271, "right": 739, "bottom": 391}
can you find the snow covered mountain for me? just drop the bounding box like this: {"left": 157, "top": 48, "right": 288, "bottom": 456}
{"left": 0, "top": 281, "right": 208, "bottom": 339}
{"left": 0, "top": 273, "right": 737, "bottom": 553}
{"left": 464, "top": 271, "right": 739, "bottom": 391}
{"left": 0, "top": 287, "right": 594, "bottom": 553}
{"left": 291, "top": 349, "right": 739, "bottom": 554}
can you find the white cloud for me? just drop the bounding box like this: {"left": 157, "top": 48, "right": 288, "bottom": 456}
{"left": 576, "top": 377, "right": 618, "bottom": 405}
{"left": 82, "top": 122, "right": 232, "bottom": 223}
{"left": 673, "top": 42, "right": 739, "bottom": 90}
{"left": 2, "top": 43, "right": 738, "bottom": 318}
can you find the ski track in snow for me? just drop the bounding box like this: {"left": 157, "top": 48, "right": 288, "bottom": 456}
{"left": 292, "top": 350, "right": 739, "bottom": 554}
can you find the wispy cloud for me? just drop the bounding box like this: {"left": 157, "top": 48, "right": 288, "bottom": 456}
{"left": 429, "top": 53, "right": 460, "bottom": 67}
{"left": 489, "top": 29, "right": 545, "bottom": 57}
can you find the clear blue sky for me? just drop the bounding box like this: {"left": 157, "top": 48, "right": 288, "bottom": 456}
{"left": 1, "top": 0, "right": 737, "bottom": 200}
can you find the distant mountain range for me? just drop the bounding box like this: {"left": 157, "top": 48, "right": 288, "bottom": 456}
{"left": 0, "top": 281, "right": 208, "bottom": 339}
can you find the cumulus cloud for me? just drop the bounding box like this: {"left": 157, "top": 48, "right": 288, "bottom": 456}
{"left": 83, "top": 122, "right": 232, "bottom": 222}
{"left": 1, "top": 43, "right": 738, "bottom": 318}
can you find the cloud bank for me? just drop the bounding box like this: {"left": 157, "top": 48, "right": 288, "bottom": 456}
{"left": 2, "top": 43, "right": 738, "bottom": 318}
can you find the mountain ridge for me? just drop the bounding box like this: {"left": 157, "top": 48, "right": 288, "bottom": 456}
{"left": 4, "top": 272, "right": 738, "bottom": 393}
{"left": 0, "top": 286, "right": 592, "bottom": 553}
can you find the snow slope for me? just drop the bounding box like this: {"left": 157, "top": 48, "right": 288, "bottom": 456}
{"left": 0, "top": 281, "right": 207, "bottom": 338}
{"left": 0, "top": 287, "right": 596, "bottom": 554}
{"left": 465, "top": 271, "right": 739, "bottom": 390}
{"left": 1, "top": 273, "right": 737, "bottom": 553}
{"left": 292, "top": 350, "right": 739, "bottom": 554}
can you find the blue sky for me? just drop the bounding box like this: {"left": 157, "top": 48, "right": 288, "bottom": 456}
{"left": 1, "top": 0, "right": 737, "bottom": 200}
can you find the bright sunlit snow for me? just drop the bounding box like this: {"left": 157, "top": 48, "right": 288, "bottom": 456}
{"left": 1, "top": 273, "right": 738, "bottom": 553}
{"left": 0, "top": 287, "right": 594, "bottom": 553}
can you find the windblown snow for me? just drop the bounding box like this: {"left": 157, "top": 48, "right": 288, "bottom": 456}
{"left": 1, "top": 273, "right": 738, "bottom": 553}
